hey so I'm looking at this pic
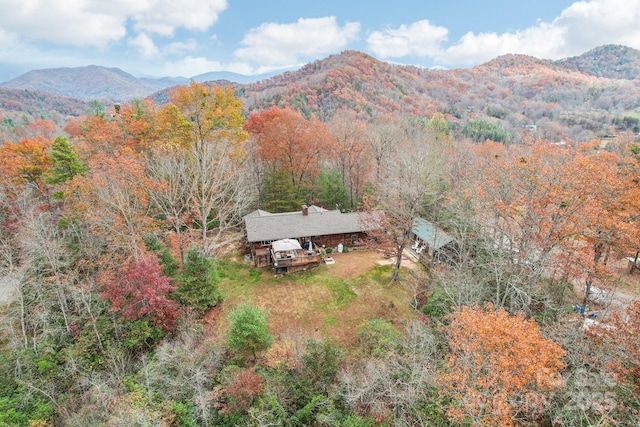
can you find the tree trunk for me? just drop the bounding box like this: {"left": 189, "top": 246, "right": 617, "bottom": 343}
{"left": 392, "top": 244, "right": 404, "bottom": 282}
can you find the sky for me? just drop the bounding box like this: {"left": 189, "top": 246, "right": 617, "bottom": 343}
{"left": 1, "top": 0, "right": 640, "bottom": 82}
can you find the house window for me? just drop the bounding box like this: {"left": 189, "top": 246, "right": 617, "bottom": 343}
{"left": 261, "top": 240, "right": 274, "bottom": 247}
{"left": 351, "top": 234, "right": 358, "bottom": 244}
{"left": 312, "top": 235, "right": 321, "bottom": 242}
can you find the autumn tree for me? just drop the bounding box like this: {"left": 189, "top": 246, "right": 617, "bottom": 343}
{"left": 22, "top": 118, "right": 57, "bottom": 139}
{"left": 327, "top": 110, "right": 370, "bottom": 208}
{"left": 100, "top": 255, "right": 178, "bottom": 332}
{"left": 74, "top": 99, "right": 157, "bottom": 156}
{"left": 562, "top": 145, "right": 640, "bottom": 311}
{"left": 145, "top": 146, "right": 194, "bottom": 264}
{"left": 366, "top": 114, "right": 402, "bottom": 186}
{"left": 589, "top": 300, "right": 640, "bottom": 413}
{"left": 245, "top": 106, "right": 334, "bottom": 202}
{"left": 0, "top": 136, "right": 53, "bottom": 198}
{"left": 440, "top": 304, "right": 565, "bottom": 426}
{"left": 466, "top": 141, "right": 578, "bottom": 312}
{"left": 340, "top": 320, "right": 441, "bottom": 424}
{"left": 363, "top": 117, "right": 452, "bottom": 281}
{"left": 220, "top": 369, "right": 265, "bottom": 415}
{"left": 163, "top": 82, "right": 253, "bottom": 255}
{"left": 67, "top": 147, "right": 159, "bottom": 255}
{"left": 468, "top": 139, "right": 640, "bottom": 313}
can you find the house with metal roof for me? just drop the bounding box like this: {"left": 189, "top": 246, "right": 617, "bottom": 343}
{"left": 244, "top": 205, "right": 376, "bottom": 267}
{"left": 409, "top": 217, "right": 459, "bottom": 264}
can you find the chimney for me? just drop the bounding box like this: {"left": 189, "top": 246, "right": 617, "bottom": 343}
{"left": 302, "top": 205, "right": 308, "bottom": 216}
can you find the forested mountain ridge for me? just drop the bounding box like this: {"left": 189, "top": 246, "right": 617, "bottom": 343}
{"left": 2, "top": 44, "right": 640, "bottom": 143}
{"left": 0, "top": 87, "right": 88, "bottom": 117}
{"left": 557, "top": 44, "right": 640, "bottom": 80}
{"left": 237, "top": 45, "right": 640, "bottom": 142}
{"left": 0, "top": 65, "right": 185, "bottom": 100}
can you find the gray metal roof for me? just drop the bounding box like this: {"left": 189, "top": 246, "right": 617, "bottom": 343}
{"left": 244, "top": 205, "right": 371, "bottom": 242}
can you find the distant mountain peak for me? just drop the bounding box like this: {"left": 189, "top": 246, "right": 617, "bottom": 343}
{"left": 555, "top": 44, "right": 640, "bottom": 80}
{"left": 0, "top": 65, "right": 181, "bottom": 101}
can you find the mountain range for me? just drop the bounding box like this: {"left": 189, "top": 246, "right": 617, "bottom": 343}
{"left": 0, "top": 66, "right": 288, "bottom": 101}
{"left": 2, "top": 44, "right": 640, "bottom": 143}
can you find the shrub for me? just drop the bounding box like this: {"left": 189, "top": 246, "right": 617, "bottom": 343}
{"left": 420, "top": 288, "right": 452, "bottom": 323}
{"left": 227, "top": 303, "right": 272, "bottom": 361}
{"left": 355, "top": 319, "right": 403, "bottom": 357}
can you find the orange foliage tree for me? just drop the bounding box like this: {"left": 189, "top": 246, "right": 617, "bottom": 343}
{"left": 74, "top": 99, "right": 157, "bottom": 157}
{"left": 0, "top": 136, "right": 53, "bottom": 198}
{"left": 439, "top": 304, "right": 565, "bottom": 426}
{"left": 23, "top": 119, "right": 57, "bottom": 139}
{"left": 245, "top": 106, "right": 334, "bottom": 192}
{"left": 469, "top": 139, "right": 640, "bottom": 312}
{"left": 67, "top": 147, "right": 160, "bottom": 257}
{"left": 560, "top": 144, "right": 640, "bottom": 309}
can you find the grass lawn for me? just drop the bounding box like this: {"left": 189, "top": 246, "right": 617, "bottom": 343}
{"left": 202, "top": 250, "right": 420, "bottom": 350}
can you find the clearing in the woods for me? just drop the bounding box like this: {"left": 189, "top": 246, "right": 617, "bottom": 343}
{"left": 203, "top": 249, "right": 420, "bottom": 349}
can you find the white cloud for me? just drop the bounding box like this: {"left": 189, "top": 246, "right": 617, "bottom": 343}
{"left": 234, "top": 17, "right": 360, "bottom": 66}
{"left": 439, "top": 23, "right": 567, "bottom": 67}
{"left": 132, "top": 0, "right": 228, "bottom": 36}
{"left": 553, "top": 0, "right": 640, "bottom": 54}
{"left": 163, "top": 39, "right": 198, "bottom": 55}
{"left": 365, "top": 0, "right": 640, "bottom": 68}
{"left": 367, "top": 20, "right": 448, "bottom": 58}
{"left": 437, "top": 0, "right": 640, "bottom": 66}
{"left": 160, "top": 56, "right": 223, "bottom": 77}
{"left": 0, "top": 0, "right": 227, "bottom": 47}
{"left": 128, "top": 32, "right": 159, "bottom": 59}
{"left": 157, "top": 56, "right": 255, "bottom": 78}
{"left": 0, "top": 0, "right": 128, "bottom": 47}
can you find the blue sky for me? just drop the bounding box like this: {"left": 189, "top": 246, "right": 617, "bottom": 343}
{"left": 1, "top": 0, "right": 639, "bottom": 81}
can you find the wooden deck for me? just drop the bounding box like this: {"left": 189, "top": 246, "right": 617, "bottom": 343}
{"left": 272, "top": 250, "right": 323, "bottom": 274}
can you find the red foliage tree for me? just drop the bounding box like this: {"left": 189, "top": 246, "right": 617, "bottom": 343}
{"left": 100, "top": 255, "right": 178, "bottom": 331}
{"left": 220, "top": 369, "right": 265, "bottom": 415}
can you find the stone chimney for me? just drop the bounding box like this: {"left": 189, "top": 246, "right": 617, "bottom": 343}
{"left": 302, "top": 205, "right": 308, "bottom": 216}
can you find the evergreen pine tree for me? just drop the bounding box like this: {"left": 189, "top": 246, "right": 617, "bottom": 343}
{"left": 46, "top": 136, "right": 88, "bottom": 185}
{"left": 176, "top": 245, "right": 223, "bottom": 311}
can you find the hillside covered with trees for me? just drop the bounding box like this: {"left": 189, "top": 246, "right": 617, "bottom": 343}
{"left": 3, "top": 45, "right": 640, "bottom": 147}
{"left": 1, "top": 49, "right": 640, "bottom": 425}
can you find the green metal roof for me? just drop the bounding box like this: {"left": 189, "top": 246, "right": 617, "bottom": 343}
{"left": 411, "top": 217, "right": 454, "bottom": 251}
